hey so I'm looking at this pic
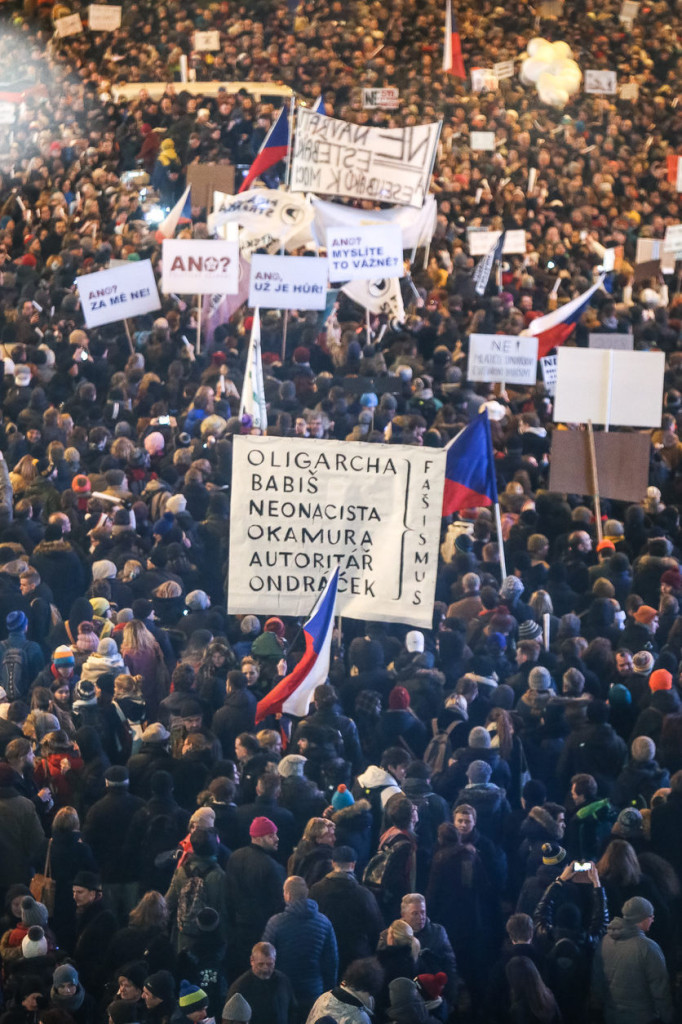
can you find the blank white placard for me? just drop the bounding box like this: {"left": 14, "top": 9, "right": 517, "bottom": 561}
{"left": 553, "top": 348, "right": 664, "bottom": 427}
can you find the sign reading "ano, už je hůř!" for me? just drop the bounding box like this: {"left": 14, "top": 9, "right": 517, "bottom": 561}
{"left": 79, "top": 260, "right": 161, "bottom": 328}
{"left": 161, "top": 239, "right": 239, "bottom": 294}
{"left": 290, "top": 107, "right": 440, "bottom": 208}
{"left": 248, "top": 254, "right": 328, "bottom": 310}
{"left": 227, "top": 436, "right": 445, "bottom": 627}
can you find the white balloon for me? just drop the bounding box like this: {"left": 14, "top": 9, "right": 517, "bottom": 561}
{"left": 561, "top": 73, "right": 581, "bottom": 96}
{"left": 527, "top": 36, "right": 548, "bottom": 56}
{"left": 521, "top": 56, "right": 551, "bottom": 83}
{"left": 537, "top": 71, "right": 556, "bottom": 90}
{"left": 534, "top": 42, "right": 555, "bottom": 64}
{"left": 552, "top": 41, "right": 573, "bottom": 59}
{"left": 555, "top": 58, "right": 581, "bottom": 82}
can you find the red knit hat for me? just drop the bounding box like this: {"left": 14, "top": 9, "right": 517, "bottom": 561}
{"left": 264, "top": 617, "right": 286, "bottom": 639}
{"left": 388, "top": 686, "right": 410, "bottom": 710}
{"left": 416, "top": 973, "right": 447, "bottom": 1005}
{"left": 634, "top": 605, "right": 657, "bottom": 625}
{"left": 249, "top": 816, "right": 277, "bottom": 838}
{"left": 649, "top": 669, "right": 673, "bottom": 692}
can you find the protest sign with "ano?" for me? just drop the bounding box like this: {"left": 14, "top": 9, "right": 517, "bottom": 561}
{"left": 79, "top": 260, "right": 161, "bottom": 328}
{"left": 248, "top": 254, "right": 328, "bottom": 310}
{"left": 467, "top": 334, "right": 539, "bottom": 386}
{"left": 161, "top": 239, "right": 239, "bottom": 295}
{"left": 326, "top": 225, "right": 403, "bottom": 283}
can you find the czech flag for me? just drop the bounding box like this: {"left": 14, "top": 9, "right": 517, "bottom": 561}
{"left": 255, "top": 568, "right": 339, "bottom": 723}
{"left": 155, "top": 184, "right": 192, "bottom": 241}
{"left": 238, "top": 106, "right": 289, "bottom": 194}
{"left": 523, "top": 277, "right": 604, "bottom": 359}
{"left": 443, "top": 410, "right": 497, "bottom": 515}
{"left": 443, "top": 0, "right": 466, "bottom": 79}
{"left": 312, "top": 95, "right": 327, "bottom": 115}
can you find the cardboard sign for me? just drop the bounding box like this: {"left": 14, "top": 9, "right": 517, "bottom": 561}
{"left": 540, "top": 355, "right": 557, "bottom": 395}
{"left": 79, "top": 260, "right": 161, "bottom": 328}
{"left": 664, "top": 224, "right": 682, "bottom": 253}
{"left": 290, "top": 107, "right": 439, "bottom": 208}
{"left": 619, "top": 0, "right": 640, "bottom": 21}
{"left": 228, "top": 436, "right": 445, "bottom": 627}
{"left": 468, "top": 228, "right": 526, "bottom": 256}
{"left": 635, "top": 238, "right": 660, "bottom": 264}
{"left": 584, "top": 70, "right": 617, "bottom": 95}
{"left": 619, "top": 82, "right": 639, "bottom": 102}
{"left": 471, "top": 68, "right": 498, "bottom": 93}
{"left": 548, "top": 431, "right": 650, "bottom": 503}
{"left": 467, "top": 334, "right": 538, "bottom": 386}
{"left": 187, "top": 164, "right": 235, "bottom": 211}
{"left": 54, "top": 13, "right": 83, "bottom": 36}
{"left": 494, "top": 59, "right": 515, "bottom": 80}
{"left": 326, "top": 224, "right": 403, "bottom": 283}
{"left": 362, "top": 87, "right": 399, "bottom": 109}
{"left": 193, "top": 30, "right": 220, "bottom": 51}
{"left": 161, "top": 239, "right": 239, "bottom": 295}
{"left": 553, "top": 348, "right": 665, "bottom": 428}
{"left": 88, "top": 5, "right": 121, "bottom": 30}
{"left": 588, "top": 333, "right": 634, "bottom": 351}
{"left": 248, "top": 254, "right": 328, "bottom": 310}
{"left": 469, "top": 130, "right": 496, "bottom": 151}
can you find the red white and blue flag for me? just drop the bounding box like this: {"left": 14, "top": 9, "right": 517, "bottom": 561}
{"left": 523, "top": 277, "right": 604, "bottom": 359}
{"left": 155, "top": 184, "right": 192, "bottom": 241}
{"left": 443, "top": 410, "right": 498, "bottom": 515}
{"left": 443, "top": 0, "right": 466, "bottom": 79}
{"left": 238, "top": 106, "right": 289, "bottom": 194}
{"left": 255, "top": 568, "right": 339, "bottom": 723}
{"left": 312, "top": 95, "right": 327, "bottom": 115}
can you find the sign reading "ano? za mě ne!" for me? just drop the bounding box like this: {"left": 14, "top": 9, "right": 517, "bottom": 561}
{"left": 79, "top": 260, "right": 161, "bottom": 328}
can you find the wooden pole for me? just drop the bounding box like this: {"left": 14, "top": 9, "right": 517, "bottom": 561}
{"left": 123, "top": 319, "right": 134, "bottom": 355}
{"left": 494, "top": 502, "right": 507, "bottom": 580}
{"left": 281, "top": 310, "right": 289, "bottom": 362}
{"left": 195, "top": 296, "right": 202, "bottom": 355}
{"left": 587, "top": 419, "right": 603, "bottom": 544}
{"left": 365, "top": 308, "right": 371, "bottom": 346}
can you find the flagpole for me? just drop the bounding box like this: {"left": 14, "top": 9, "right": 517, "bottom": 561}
{"left": 281, "top": 311, "right": 288, "bottom": 362}
{"left": 284, "top": 94, "right": 296, "bottom": 190}
{"left": 587, "top": 419, "right": 604, "bottom": 545}
{"left": 195, "top": 295, "right": 202, "bottom": 355}
{"left": 365, "top": 308, "right": 371, "bottom": 347}
{"left": 494, "top": 501, "right": 507, "bottom": 580}
{"left": 419, "top": 119, "right": 443, "bottom": 270}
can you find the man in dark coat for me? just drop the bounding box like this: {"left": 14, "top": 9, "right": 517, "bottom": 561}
{"left": 0, "top": 761, "right": 45, "bottom": 892}
{"left": 225, "top": 942, "right": 296, "bottom": 1024}
{"left": 235, "top": 772, "right": 296, "bottom": 863}
{"left": 291, "top": 684, "right": 363, "bottom": 774}
{"left": 650, "top": 770, "right": 682, "bottom": 880}
{"left": 72, "top": 871, "right": 117, "bottom": 996}
{"left": 223, "top": 817, "right": 285, "bottom": 976}
{"left": 211, "top": 670, "right": 257, "bottom": 760}
{"left": 126, "top": 723, "right": 174, "bottom": 798}
{"left": 30, "top": 523, "right": 88, "bottom": 618}
{"left": 611, "top": 736, "right": 669, "bottom": 809}
{"left": 310, "top": 845, "right": 385, "bottom": 973}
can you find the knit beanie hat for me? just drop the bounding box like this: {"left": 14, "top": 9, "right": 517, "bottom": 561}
{"left": 90, "top": 598, "right": 110, "bottom": 618}
{"left": 249, "top": 816, "right": 277, "bottom": 838}
{"left": 415, "top": 973, "right": 447, "bottom": 1008}
{"left": 22, "top": 926, "right": 47, "bottom": 958}
{"left": 264, "top": 617, "right": 285, "bottom": 638}
{"left": 76, "top": 621, "right": 99, "bottom": 652}
{"left": 634, "top": 605, "right": 657, "bottom": 625}
{"left": 186, "top": 590, "right": 210, "bottom": 611}
{"left": 388, "top": 686, "right": 410, "bottom": 710}
{"left": 528, "top": 666, "right": 552, "bottom": 692}
{"left": 277, "top": 754, "right": 306, "bottom": 778}
{"left": 541, "top": 842, "right": 566, "bottom": 865}
{"left": 331, "top": 784, "right": 355, "bottom": 811}
{"left": 222, "top": 994, "right": 252, "bottom": 1022}
{"left": 622, "top": 896, "right": 654, "bottom": 922}
{"left": 518, "top": 619, "right": 543, "bottom": 641}
{"left": 649, "top": 669, "right": 672, "bottom": 692}
{"left": 631, "top": 736, "right": 655, "bottom": 762}
{"left": 178, "top": 981, "right": 208, "bottom": 1009}
{"left": 467, "top": 760, "right": 492, "bottom": 784}
{"left": 143, "top": 971, "right": 176, "bottom": 1004}
{"left": 614, "top": 807, "right": 644, "bottom": 838}
{"left": 240, "top": 615, "right": 260, "bottom": 636}
{"left": 469, "top": 726, "right": 491, "bottom": 749}
{"left": 52, "top": 646, "right": 75, "bottom": 668}
{"left": 97, "top": 637, "right": 117, "bottom": 657}
{"left": 21, "top": 897, "right": 48, "bottom": 928}
{"left": 608, "top": 683, "right": 632, "bottom": 707}
{"left": 53, "top": 964, "right": 79, "bottom": 989}
{"left": 632, "top": 651, "right": 654, "bottom": 675}
{"left": 117, "top": 961, "right": 147, "bottom": 990}
{"left": 500, "top": 575, "right": 524, "bottom": 599}
{"left": 92, "top": 560, "right": 117, "bottom": 581}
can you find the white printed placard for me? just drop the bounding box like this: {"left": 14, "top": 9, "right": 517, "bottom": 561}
{"left": 326, "top": 224, "right": 403, "bottom": 282}
{"left": 161, "top": 239, "right": 239, "bottom": 295}
{"left": 494, "top": 59, "right": 515, "bottom": 80}
{"left": 54, "top": 13, "right": 83, "bottom": 36}
{"left": 584, "top": 70, "right": 617, "bottom": 95}
{"left": 88, "top": 5, "right": 121, "bottom": 30}
{"left": 540, "top": 355, "right": 557, "bottom": 395}
{"left": 79, "top": 260, "right": 161, "bottom": 328}
{"left": 290, "top": 107, "right": 440, "bottom": 208}
{"left": 228, "top": 435, "right": 445, "bottom": 626}
{"left": 619, "top": 82, "right": 639, "bottom": 102}
{"left": 193, "top": 30, "right": 220, "bottom": 51}
{"left": 249, "top": 254, "right": 328, "bottom": 310}
{"left": 601, "top": 248, "right": 616, "bottom": 272}
{"left": 362, "top": 88, "right": 399, "bottom": 109}
{"left": 664, "top": 224, "right": 682, "bottom": 253}
{"left": 467, "top": 334, "right": 538, "bottom": 386}
{"left": 588, "top": 333, "right": 634, "bottom": 351}
{"left": 471, "top": 68, "right": 498, "bottom": 93}
{"left": 553, "top": 348, "right": 665, "bottom": 428}
{"left": 468, "top": 228, "right": 526, "bottom": 256}
{"left": 619, "top": 0, "right": 640, "bottom": 21}
{"left": 635, "top": 238, "right": 660, "bottom": 264}
{"left": 469, "top": 130, "right": 496, "bottom": 151}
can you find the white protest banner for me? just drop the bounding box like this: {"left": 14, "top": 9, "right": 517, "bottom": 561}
{"left": 584, "top": 70, "right": 617, "bottom": 95}
{"left": 471, "top": 68, "right": 498, "bottom": 93}
{"left": 0, "top": 102, "right": 15, "bottom": 125}
{"left": 619, "top": 82, "right": 639, "bottom": 102}
{"left": 467, "top": 334, "right": 539, "bottom": 386}
{"left": 290, "top": 106, "right": 440, "bottom": 208}
{"left": 494, "top": 59, "right": 515, "bottom": 80}
{"left": 227, "top": 435, "right": 445, "bottom": 626}
{"left": 341, "top": 277, "right": 405, "bottom": 320}
{"left": 193, "top": 30, "right": 220, "bottom": 51}
{"left": 588, "top": 333, "right": 634, "bottom": 351}
{"left": 664, "top": 224, "right": 682, "bottom": 253}
{"left": 635, "top": 238, "right": 660, "bottom": 264}
{"left": 312, "top": 195, "right": 436, "bottom": 252}
{"left": 79, "top": 260, "right": 161, "bottom": 328}
{"left": 362, "top": 87, "right": 399, "bottom": 109}
{"left": 619, "top": 0, "right": 640, "bottom": 21}
{"left": 469, "top": 130, "right": 496, "bottom": 151}
{"left": 88, "top": 5, "right": 121, "bottom": 30}
{"left": 161, "top": 239, "right": 239, "bottom": 295}
{"left": 326, "top": 224, "right": 403, "bottom": 283}
{"left": 540, "top": 355, "right": 557, "bottom": 395}
{"left": 211, "top": 188, "right": 314, "bottom": 257}
{"left": 249, "top": 254, "right": 328, "bottom": 310}
{"left": 54, "top": 13, "right": 83, "bottom": 36}
{"left": 468, "top": 228, "right": 526, "bottom": 256}
{"left": 553, "top": 349, "right": 665, "bottom": 428}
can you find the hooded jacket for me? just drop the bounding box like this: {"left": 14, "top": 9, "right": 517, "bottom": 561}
{"left": 305, "top": 984, "right": 373, "bottom": 1024}
{"left": 262, "top": 897, "right": 338, "bottom": 1002}
{"left": 593, "top": 915, "right": 673, "bottom": 1024}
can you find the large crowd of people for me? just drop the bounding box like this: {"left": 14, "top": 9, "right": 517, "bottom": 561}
{"left": 0, "top": 0, "right": 679, "bottom": 1022}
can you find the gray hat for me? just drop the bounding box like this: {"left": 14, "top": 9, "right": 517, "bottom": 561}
{"left": 240, "top": 615, "right": 260, "bottom": 636}
{"left": 468, "top": 726, "right": 491, "bottom": 749}
{"left": 631, "top": 736, "right": 655, "bottom": 763}
{"left": 518, "top": 619, "right": 543, "bottom": 641}
{"left": 614, "top": 807, "right": 643, "bottom": 837}
{"left": 142, "top": 722, "right": 170, "bottom": 744}
{"left": 387, "top": 978, "right": 423, "bottom": 1019}
{"left": 500, "top": 575, "right": 524, "bottom": 599}
{"left": 528, "top": 666, "right": 552, "bottom": 692}
{"left": 622, "top": 896, "right": 654, "bottom": 922}
{"left": 277, "top": 754, "right": 307, "bottom": 778}
{"left": 221, "top": 994, "right": 252, "bottom": 1022}
{"left": 467, "top": 759, "right": 492, "bottom": 784}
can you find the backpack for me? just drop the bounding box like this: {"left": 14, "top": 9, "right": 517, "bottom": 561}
{"left": 362, "top": 832, "right": 412, "bottom": 900}
{"left": 423, "top": 718, "right": 458, "bottom": 777}
{"left": 0, "top": 640, "right": 28, "bottom": 700}
{"left": 176, "top": 866, "right": 209, "bottom": 935}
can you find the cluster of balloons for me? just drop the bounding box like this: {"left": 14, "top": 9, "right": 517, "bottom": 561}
{"left": 520, "top": 37, "right": 582, "bottom": 109}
